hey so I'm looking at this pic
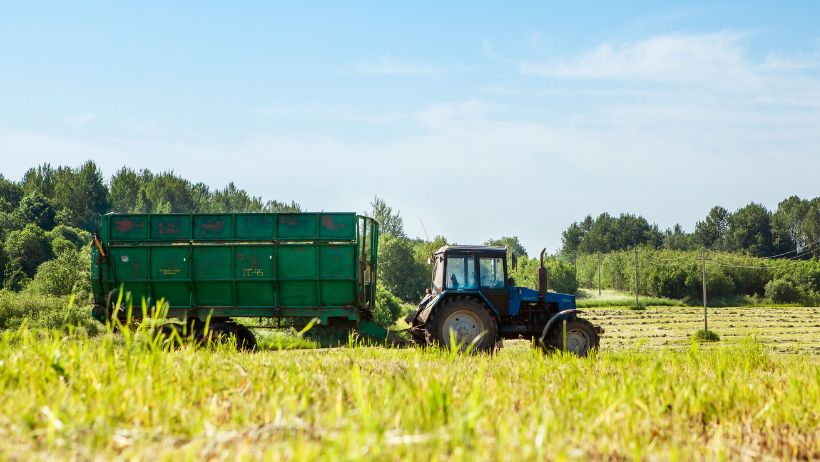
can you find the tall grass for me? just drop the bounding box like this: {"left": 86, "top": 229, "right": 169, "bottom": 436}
{"left": 0, "top": 320, "right": 817, "bottom": 460}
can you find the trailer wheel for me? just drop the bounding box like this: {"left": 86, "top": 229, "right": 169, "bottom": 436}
{"left": 230, "top": 323, "right": 258, "bottom": 351}
{"left": 195, "top": 321, "right": 256, "bottom": 352}
{"left": 427, "top": 296, "right": 497, "bottom": 353}
{"left": 543, "top": 318, "right": 599, "bottom": 356}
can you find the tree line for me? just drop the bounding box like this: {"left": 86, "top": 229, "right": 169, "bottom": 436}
{"left": 560, "top": 198, "right": 820, "bottom": 258}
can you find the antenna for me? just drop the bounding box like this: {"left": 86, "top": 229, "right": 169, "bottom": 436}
{"left": 418, "top": 217, "right": 430, "bottom": 241}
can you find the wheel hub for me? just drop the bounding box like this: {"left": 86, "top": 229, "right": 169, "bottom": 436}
{"left": 441, "top": 310, "right": 484, "bottom": 347}
{"left": 565, "top": 329, "right": 590, "bottom": 354}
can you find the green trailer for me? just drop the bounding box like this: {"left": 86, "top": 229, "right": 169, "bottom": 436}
{"left": 90, "top": 212, "right": 390, "bottom": 348}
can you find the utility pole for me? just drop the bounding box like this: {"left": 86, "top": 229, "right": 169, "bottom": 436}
{"left": 633, "top": 248, "right": 639, "bottom": 309}
{"left": 702, "top": 250, "right": 708, "bottom": 331}
{"left": 597, "top": 252, "right": 601, "bottom": 296}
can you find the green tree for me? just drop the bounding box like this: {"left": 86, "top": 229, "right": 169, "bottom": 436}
{"left": 564, "top": 213, "right": 662, "bottom": 254}
{"left": 484, "top": 236, "right": 528, "bottom": 257}
{"left": 370, "top": 196, "right": 405, "bottom": 237}
{"left": 51, "top": 161, "right": 110, "bottom": 230}
{"left": 109, "top": 167, "right": 152, "bottom": 212}
{"left": 28, "top": 246, "right": 91, "bottom": 297}
{"left": 378, "top": 234, "right": 427, "bottom": 302}
{"left": 15, "top": 192, "right": 56, "bottom": 230}
{"left": 3, "top": 224, "right": 54, "bottom": 277}
{"left": 693, "top": 206, "right": 730, "bottom": 250}
{"left": 727, "top": 203, "right": 774, "bottom": 256}
{"left": 373, "top": 281, "right": 408, "bottom": 327}
{"left": 21, "top": 164, "right": 57, "bottom": 198}
{"left": 663, "top": 224, "right": 694, "bottom": 250}
{"left": 207, "top": 182, "right": 266, "bottom": 212}
{"left": 0, "top": 174, "right": 23, "bottom": 212}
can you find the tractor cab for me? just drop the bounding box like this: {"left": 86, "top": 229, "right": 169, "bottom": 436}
{"left": 406, "top": 245, "right": 602, "bottom": 355}
{"left": 429, "top": 245, "right": 509, "bottom": 313}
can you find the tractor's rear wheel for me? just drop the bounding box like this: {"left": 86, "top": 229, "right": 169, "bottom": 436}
{"left": 543, "top": 318, "right": 599, "bottom": 356}
{"left": 427, "top": 297, "right": 497, "bottom": 353}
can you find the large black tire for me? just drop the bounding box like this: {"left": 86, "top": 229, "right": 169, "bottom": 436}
{"left": 231, "top": 323, "right": 258, "bottom": 352}
{"left": 195, "top": 321, "right": 257, "bottom": 352}
{"left": 543, "top": 317, "right": 599, "bottom": 356}
{"left": 426, "top": 296, "right": 498, "bottom": 353}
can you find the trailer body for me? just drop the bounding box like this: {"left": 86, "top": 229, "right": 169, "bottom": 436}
{"left": 91, "top": 212, "right": 382, "bottom": 336}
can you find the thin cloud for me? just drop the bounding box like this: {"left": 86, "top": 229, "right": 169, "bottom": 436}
{"left": 521, "top": 32, "right": 751, "bottom": 85}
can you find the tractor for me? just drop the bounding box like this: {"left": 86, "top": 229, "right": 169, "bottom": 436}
{"left": 405, "top": 245, "right": 603, "bottom": 355}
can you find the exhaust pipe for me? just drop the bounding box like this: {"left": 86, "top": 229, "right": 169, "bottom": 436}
{"left": 538, "top": 248, "right": 548, "bottom": 298}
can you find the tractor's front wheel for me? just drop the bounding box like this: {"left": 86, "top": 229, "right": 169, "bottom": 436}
{"left": 543, "top": 318, "right": 599, "bottom": 356}
{"left": 427, "top": 297, "right": 497, "bottom": 353}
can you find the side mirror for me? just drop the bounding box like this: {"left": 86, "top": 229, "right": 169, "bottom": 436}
{"left": 511, "top": 253, "right": 517, "bottom": 271}
{"left": 427, "top": 257, "right": 432, "bottom": 265}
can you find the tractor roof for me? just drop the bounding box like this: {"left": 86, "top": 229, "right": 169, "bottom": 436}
{"left": 434, "top": 245, "right": 507, "bottom": 256}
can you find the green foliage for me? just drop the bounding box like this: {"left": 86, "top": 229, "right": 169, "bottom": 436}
{"left": 0, "top": 291, "right": 99, "bottom": 334}
{"left": 577, "top": 249, "right": 820, "bottom": 305}
{"left": 378, "top": 234, "right": 427, "bottom": 302}
{"left": 484, "top": 236, "right": 528, "bottom": 257}
{"left": 23, "top": 161, "right": 110, "bottom": 230}
{"left": 47, "top": 225, "right": 91, "bottom": 253}
{"left": 765, "top": 278, "right": 802, "bottom": 304}
{"left": 693, "top": 329, "right": 720, "bottom": 342}
{"left": 14, "top": 192, "right": 55, "bottom": 230}
{"left": 370, "top": 195, "right": 405, "bottom": 237}
{"left": 0, "top": 174, "right": 23, "bottom": 212}
{"left": 3, "top": 224, "right": 53, "bottom": 277}
{"left": 374, "top": 281, "right": 412, "bottom": 327}
{"left": 694, "top": 206, "right": 730, "bottom": 250}
{"left": 726, "top": 202, "right": 776, "bottom": 256}
{"left": 561, "top": 213, "right": 663, "bottom": 256}
{"left": 509, "top": 254, "right": 577, "bottom": 294}
{"left": 28, "top": 246, "right": 91, "bottom": 297}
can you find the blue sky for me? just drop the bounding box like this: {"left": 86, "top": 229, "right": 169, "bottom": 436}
{"left": 2, "top": 1, "right": 819, "bottom": 254}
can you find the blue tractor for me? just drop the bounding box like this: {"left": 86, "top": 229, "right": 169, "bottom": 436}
{"left": 405, "top": 245, "right": 603, "bottom": 355}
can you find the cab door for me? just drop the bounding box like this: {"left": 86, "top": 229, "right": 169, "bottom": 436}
{"left": 478, "top": 256, "right": 508, "bottom": 315}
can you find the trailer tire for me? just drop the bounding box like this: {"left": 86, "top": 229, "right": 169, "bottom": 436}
{"left": 426, "top": 296, "right": 497, "bottom": 353}
{"left": 543, "top": 317, "right": 599, "bottom": 356}
{"left": 230, "top": 323, "right": 258, "bottom": 352}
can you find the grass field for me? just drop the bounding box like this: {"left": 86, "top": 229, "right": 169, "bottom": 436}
{"left": 1, "top": 306, "right": 819, "bottom": 461}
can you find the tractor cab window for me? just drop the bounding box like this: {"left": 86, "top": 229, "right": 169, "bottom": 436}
{"left": 431, "top": 256, "right": 444, "bottom": 291}
{"left": 445, "top": 256, "right": 477, "bottom": 290}
{"left": 479, "top": 257, "right": 506, "bottom": 289}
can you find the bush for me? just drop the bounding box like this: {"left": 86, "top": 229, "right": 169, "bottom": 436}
{"left": 693, "top": 329, "right": 720, "bottom": 342}
{"left": 3, "top": 224, "right": 53, "bottom": 277}
{"left": 765, "top": 278, "right": 802, "bottom": 304}
{"left": 374, "top": 282, "right": 411, "bottom": 328}
{"left": 28, "top": 247, "right": 91, "bottom": 297}
{"left": 0, "top": 290, "right": 99, "bottom": 334}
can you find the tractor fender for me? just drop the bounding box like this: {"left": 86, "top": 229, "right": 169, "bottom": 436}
{"left": 404, "top": 293, "right": 443, "bottom": 325}
{"left": 539, "top": 309, "right": 583, "bottom": 344}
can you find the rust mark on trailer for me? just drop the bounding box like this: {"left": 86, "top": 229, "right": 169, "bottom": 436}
{"left": 156, "top": 221, "right": 180, "bottom": 235}
{"left": 321, "top": 215, "right": 337, "bottom": 230}
{"left": 200, "top": 219, "right": 224, "bottom": 232}
{"left": 114, "top": 218, "right": 145, "bottom": 233}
